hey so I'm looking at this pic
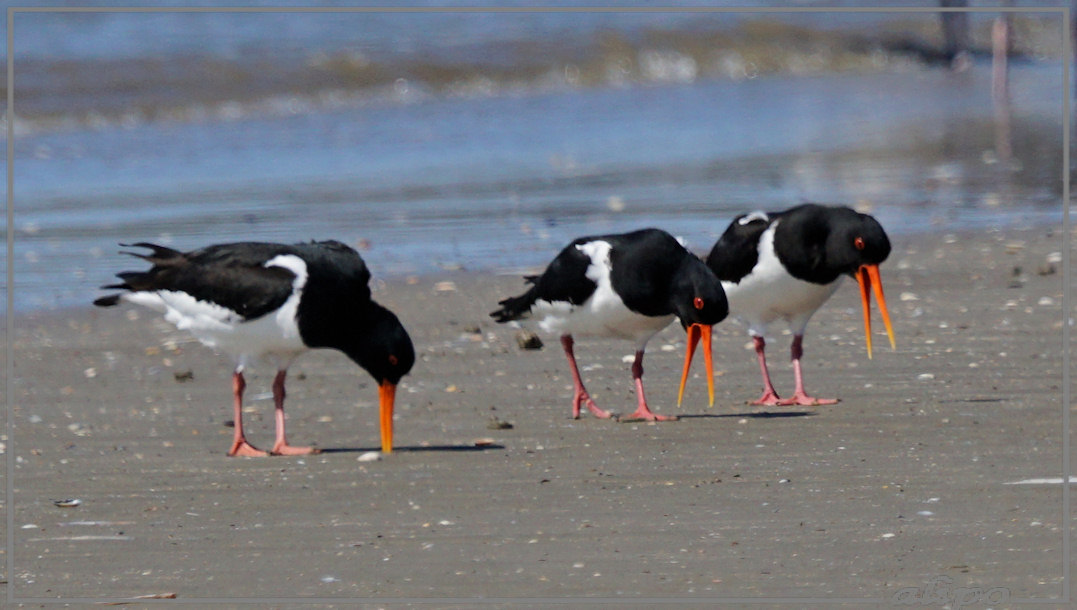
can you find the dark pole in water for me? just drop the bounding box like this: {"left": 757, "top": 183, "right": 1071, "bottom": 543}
{"left": 940, "top": 0, "right": 971, "bottom": 70}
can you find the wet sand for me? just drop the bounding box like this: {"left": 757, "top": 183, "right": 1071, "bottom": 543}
{"left": 4, "top": 224, "right": 1070, "bottom": 605}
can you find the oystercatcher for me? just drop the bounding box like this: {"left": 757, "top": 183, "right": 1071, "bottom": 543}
{"left": 94, "top": 240, "right": 414, "bottom": 456}
{"left": 682, "top": 204, "right": 894, "bottom": 406}
{"left": 491, "top": 228, "right": 728, "bottom": 421}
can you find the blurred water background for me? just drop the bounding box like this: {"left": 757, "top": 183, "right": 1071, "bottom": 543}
{"left": 4, "top": 2, "right": 1068, "bottom": 312}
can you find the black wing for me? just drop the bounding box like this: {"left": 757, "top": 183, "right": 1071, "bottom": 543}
{"left": 604, "top": 228, "right": 692, "bottom": 317}
{"left": 770, "top": 203, "right": 844, "bottom": 284}
{"left": 95, "top": 242, "right": 304, "bottom": 320}
{"left": 705, "top": 212, "right": 773, "bottom": 283}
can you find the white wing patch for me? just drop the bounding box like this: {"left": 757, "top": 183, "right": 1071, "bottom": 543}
{"left": 578, "top": 240, "right": 613, "bottom": 287}
{"left": 262, "top": 253, "right": 308, "bottom": 346}
{"left": 738, "top": 211, "right": 769, "bottom": 226}
{"left": 264, "top": 254, "right": 309, "bottom": 290}
{"left": 230, "top": 253, "right": 309, "bottom": 368}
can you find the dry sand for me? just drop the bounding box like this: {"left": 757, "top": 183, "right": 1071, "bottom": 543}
{"left": 3, "top": 225, "right": 1071, "bottom": 606}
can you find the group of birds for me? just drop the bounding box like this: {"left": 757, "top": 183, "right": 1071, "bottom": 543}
{"left": 94, "top": 203, "right": 895, "bottom": 457}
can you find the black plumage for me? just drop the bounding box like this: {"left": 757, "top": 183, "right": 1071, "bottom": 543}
{"left": 95, "top": 240, "right": 413, "bottom": 456}
{"left": 493, "top": 228, "right": 728, "bottom": 420}
{"left": 692, "top": 204, "right": 895, "bottom": 406}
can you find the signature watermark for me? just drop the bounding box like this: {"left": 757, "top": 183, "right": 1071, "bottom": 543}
{"left": 891, "top": 575, "right": 1010, "bottom": 607}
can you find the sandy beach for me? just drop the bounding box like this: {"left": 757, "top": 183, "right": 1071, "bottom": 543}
{"left": 4, "top": 223, "right": 1070, "bottom": 606}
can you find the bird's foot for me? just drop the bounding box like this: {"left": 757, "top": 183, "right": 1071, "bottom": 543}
{"left": 776, "top": 393, "right": 839, "bottom": 407}
{"left": 619, "top": 406, "right": 678, "bottom": 422}
{"left": 586, "top": 403, "right": 615, "bottom": 419}
{"left": 573, "top": 394, "right": 614, "bottom": 419}
{"left": 271, "top": 442, "right": 321, "bottom": 456}
{"left": 748, "top": 390, "right": 783, "bottom": 406}
{"left": 228, "top": 439, "right": 270, "bottom": 457}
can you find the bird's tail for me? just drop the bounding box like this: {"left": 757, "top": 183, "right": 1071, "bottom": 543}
{"left": 93, "top": 243, "right": 183, "bottom": 307}
{"left": 490, "top": 282, "right": 539, "bottom": 323}
{"left": 118, "top": 242, "right": 183, "bottom": 264}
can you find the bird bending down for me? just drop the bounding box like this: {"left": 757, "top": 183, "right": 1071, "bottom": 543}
{"left": 94, "top": 240, "right": 414, "bottom": 456}
{"left": 491, "top": 228, "right": 728, "bottom": 421}
{"left": 685, "top": 204, "right": 895, "bottom": 406}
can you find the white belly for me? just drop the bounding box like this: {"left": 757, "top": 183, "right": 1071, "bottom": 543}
{"left": 533, "top": 239, "right": 674, "bottom": 349}
{"left": 125, "top": 289, "right": 306, "bottom": 369}
{"left": 534, "top": 297, "right": 675, "bottom": 346}
{"left": 723, "top": 225, "right": 842, "bottom": 336}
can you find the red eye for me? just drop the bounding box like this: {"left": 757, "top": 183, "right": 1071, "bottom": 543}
{"left": 693, "top": 297, "right": 704, "bottom": 310}
{"left": 389, "top": 355, "right": 398, "bottom": 366}
{"left": 854, "top": 237, "right": 866, "bottom": 251}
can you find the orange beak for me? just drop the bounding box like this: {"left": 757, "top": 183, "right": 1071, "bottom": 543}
{"left": 379, "top": 380, "right": 397, "bottom": 453}
{"left": 676, "top": 323, "right": 714, "bottom": 407}
{"left": 856, "top": 264, "right": 896, "bottom": 359}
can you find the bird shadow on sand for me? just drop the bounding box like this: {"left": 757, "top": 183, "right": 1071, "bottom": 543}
{"left": 676, "top": 410, "right": 816, "bottom": 420}
{"left": 318, "top": 443, "right": 506, "bottom": 454}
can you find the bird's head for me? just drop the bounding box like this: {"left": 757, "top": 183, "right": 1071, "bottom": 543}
{"left": 342, "top": 304, "right": 415, "bottom": 454}
{"left": 672, "top": 257, "right": 729, "bottom": 329}
{"left": 828, "top": 209, "right": 895, "bottom": 358}
{"left": 672, "top": 258, "right": 728, "bottom": 409}
{"left": 828, "top": 211, "right": 892, "bottom": 275}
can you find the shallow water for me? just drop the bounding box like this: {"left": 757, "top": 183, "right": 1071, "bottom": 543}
{"left": 5, "top": 9, "right": 1067, "bottom": 313}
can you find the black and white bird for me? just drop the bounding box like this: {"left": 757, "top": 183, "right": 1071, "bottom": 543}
{"left": 491, "top": 228, "right": 728, "bottom": 421}
{"left": 681, "top": 204, "right": 895, "bottom": 406}
{"left": 94, "top": 240, "right": 414, "bottom": 456}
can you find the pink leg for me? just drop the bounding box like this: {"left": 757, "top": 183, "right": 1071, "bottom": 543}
{"left": 270, "top": 370, "right": 320, "bottom": 455}
{"left": 623, "top": 350, "right": 677, "bottom": 421}
{"left": 560, "top": 335, "right": 613, "bottom": 419}
{"left": 777, "top": 335, "right": 839, "bottom": 406}
{"left": 228, "top": 371, "right": 269, "bottom": 457}
{"left": 749, "top": 336, "right": 783, "bottom": 406}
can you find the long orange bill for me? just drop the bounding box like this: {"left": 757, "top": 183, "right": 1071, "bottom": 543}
{"left": 677, "top": 323, "right": 715, "bottom": 407}
{"left": 856, "top": 264, "right": 896, "bottom": 360}
{"left": 379, "top": 381, "right": 397, "bottom": 453}
{"left": 702, "top": 324, "right": 713, "bottom": 406}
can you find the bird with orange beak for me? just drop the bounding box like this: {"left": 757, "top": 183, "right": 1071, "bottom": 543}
{"left": 678, "top": 204, "right": 894, "bottom": 406}
{"left": 94, "top": 240, "right": 414, "bottom": 456}
{"left": 492, "top": 228, "right": 727, "bottom": 421}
